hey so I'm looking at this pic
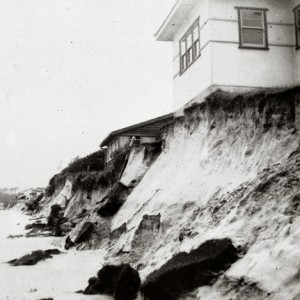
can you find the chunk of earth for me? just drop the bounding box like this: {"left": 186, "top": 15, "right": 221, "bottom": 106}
{"left": 8, "top": 249, "right": 61, "bottom": 266}
{"left": 83, "top": 264, "right": 141, "bottom": 300}
{"left": 141, "top": 238, "right": 239, "bottom": 300}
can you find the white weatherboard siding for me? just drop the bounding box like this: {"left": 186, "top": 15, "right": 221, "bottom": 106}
{"left": 173, "top": 0, "right": 211, "bottom": 111}
{"left": 210, "top": 0, "right": 295, "bottom": 89}
{"left": 140, "top": 136, "right": 157, "bottom": 143}
{"left": 211, "top": 44, "right": 294, "bottom": 88}
{"left": 211, "top": 0, "right": 293, "bottom": 23}
{"left": 167, "top": 0, "right": 299, "bottom": 112}
{"left": 119, "top": 136, "right": 131, "bottom": 148}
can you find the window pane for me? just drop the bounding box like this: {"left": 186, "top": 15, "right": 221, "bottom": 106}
{"left": 180, "top": 40, "right": 186, "bottom": 54}
{"left": 242, "top": 28, "right": 264, "bottom": 45}
{"left": 187, "top": 48, "right": 192, "bottom": 65}
{"left": 187, "top": 32, "right": 192, "bottom": 48}
{"left": 193, "top": 25, "right": 199, "bottom": 40}
{"left": 241, "top": 10, "right": 263, "bottom": 28}
{"left": 297, "top": 9, "right": 300, "bottom": 26}
{"left": 193, "top": 40, "right": 200, "bottom": 57}
{"left": 181, "top": 55, "right": 186, "bottom": 71}
{"left": 179, "top": 18, "right": 200, "bottom": 72}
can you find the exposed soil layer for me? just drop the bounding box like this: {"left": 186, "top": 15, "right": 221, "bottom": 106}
{"left": 132, "top": 214, "right": 161, "bottom": 249}
{"left": 184, "top": 87, "right": 298, "bottom": 128}
{"left": 143, "top": 142, "right": 163, "bottom": 165}
{"left": 142, "top": 239, "right": 239, "bottom": 300}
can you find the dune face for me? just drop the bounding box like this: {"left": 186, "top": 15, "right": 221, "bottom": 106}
{"left": 39, "top": 88, "right": 300, "bottom": 299}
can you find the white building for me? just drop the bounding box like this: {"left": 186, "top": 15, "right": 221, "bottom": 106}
{"left": 156, "top": 0, "right": 300, "bottom": 112}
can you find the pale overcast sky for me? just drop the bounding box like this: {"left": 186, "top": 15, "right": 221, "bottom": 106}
{"left": 0, "top": 0, "right": 175, "bottom": 189}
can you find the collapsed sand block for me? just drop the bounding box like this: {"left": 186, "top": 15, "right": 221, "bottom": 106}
{"left": 141, "top": 238, "right": 239, "bottom": 300}
{"left": 83, "top": 264, "right": 141, "bottom": 300}
{"left": 8, "top": 249, "right": 61, "bottom": 266}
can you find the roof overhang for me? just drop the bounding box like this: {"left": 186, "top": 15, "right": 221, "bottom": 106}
{"left": 155, "top": 0, "right": 198, "bottom": 41}
{"left": 100, "top": 113, "right": 174, "bottom": 147}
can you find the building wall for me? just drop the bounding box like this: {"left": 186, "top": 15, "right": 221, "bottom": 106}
{"left": 106, "top": 136, "right": 130, "bottom": 162}
{"left": 106, "top": 136, "right": 159, "bottom": 162}
{"left": 119, "top": 136, "right": 131, "bottom": 148}
{"left": 173, "top": 0, "right": 212, "bottom": 111}
{"left": 210, "top": 0, "right": 295, "bottom": 89}
{"left": 172, "top": 0, "right": 298, "bottom": 112}
{"left": 211, "top": 43, "right": 294, "bottom": 89}
{"left": 141, "top": 137, "right": 157, "bottom": 144}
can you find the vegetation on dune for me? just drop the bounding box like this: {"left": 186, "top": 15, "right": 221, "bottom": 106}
{"left": 61, "top": 150, "right": 105, "bottom": 174}
{"left": 183, "top": 87, "right": 299, "bottom": 133}
{"left": 25, "top": 193, "right": 44, "bottom": 212}
{"left": 96, "top": 148, "right": 130, "bottom": 187}
{"left": 71, "top": 148, "right": 130, "bottom": 194}
{"left": 45, "top": 175, "right": 65, "bottom": 197}
{"left": 45, "top": 148, "right": 130, "bottom": 197}
{"left": 97, "top": 182, "right": 129, "bottom": 217}
{"left": 45, "top": 150, "right": 106, "bottom": 197}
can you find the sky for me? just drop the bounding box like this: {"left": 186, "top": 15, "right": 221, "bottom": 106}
{"left": 0, "top": 0, "right": 176, "bottom": 189}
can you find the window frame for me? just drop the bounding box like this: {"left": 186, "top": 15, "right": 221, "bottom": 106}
{"left": 179, "top": 17, "right": 200, "bottom": 75}
{"left": 294, "top": 4, "right": 300, "bottom": 50}
{"left": 135, "top": 136, "right": 141, "bottom": 145}
{"left": 235, "top": 6, "right": 269, "bottom": 50}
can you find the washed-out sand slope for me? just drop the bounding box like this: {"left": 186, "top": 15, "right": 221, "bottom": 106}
{"left": 36, "top": 88, "right": 300, "bottom": 299}
{"left": 109, "top": 89, "right": 300, "bottom": 299}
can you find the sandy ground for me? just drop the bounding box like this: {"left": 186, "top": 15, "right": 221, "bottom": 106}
{"left": 0, "top": 209, "right": 112, "bottom": 300}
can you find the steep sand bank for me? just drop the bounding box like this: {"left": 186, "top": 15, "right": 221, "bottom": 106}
{"left": 37, "top": 88, "right": 300, "bottom": 299}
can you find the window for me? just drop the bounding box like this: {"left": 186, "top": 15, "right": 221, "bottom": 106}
{"left": 130, "top": 136, "right": 140, "bottom": 146}
{"left": 294, "top": 5, "right": 300, "bottom": 49}
{"left": 179, "top": 18, "right": 200, "bottom": 74}
{"left": 135, "top": 136, "right": 141, "bottom": 145}
{"left": 235, "top": 7, "right": 269, "bottom": 49}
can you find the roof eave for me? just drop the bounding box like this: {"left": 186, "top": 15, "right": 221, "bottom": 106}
{"left": 155, "top": 0, "right": 183, "bottom": 41}
{"left": 99, "top": 113, "right": 174, "bottom": 147}
{"left": 100, "top": 134, "right": 113, "bottom": 148}
{"left": 155, "top": 0, "right": 198, "bottom": 41}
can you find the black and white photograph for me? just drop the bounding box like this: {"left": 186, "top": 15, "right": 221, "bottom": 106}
{"left": 1, "top": 0, "right": 300, "bottom": 299}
